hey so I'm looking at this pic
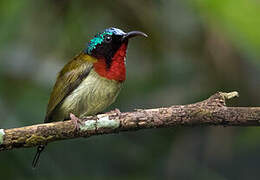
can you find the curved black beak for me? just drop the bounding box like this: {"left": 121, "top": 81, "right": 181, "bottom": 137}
{"left": 121, "top": 31, "right": 148, "bottom": 42}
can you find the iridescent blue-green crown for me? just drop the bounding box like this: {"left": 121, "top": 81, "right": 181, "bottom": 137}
{"left": 85, "top": 27, "right": 125, "bottom": 54}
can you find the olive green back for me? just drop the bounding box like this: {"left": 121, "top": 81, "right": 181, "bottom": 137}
{"left": 45, "top": 52, "right": 94, "bottom": 123}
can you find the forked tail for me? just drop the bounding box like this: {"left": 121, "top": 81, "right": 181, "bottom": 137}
{"left": 32, "top": 145, "right": 45, "bottom": 169}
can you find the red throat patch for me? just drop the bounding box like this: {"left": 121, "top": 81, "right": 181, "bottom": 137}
{"left": 93, "top": 43, "right": 127, "bottom": 82}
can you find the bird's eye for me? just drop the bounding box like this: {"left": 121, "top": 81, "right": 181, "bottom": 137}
{"left": 104, "top": 35, "right": 112, "bottom": 43}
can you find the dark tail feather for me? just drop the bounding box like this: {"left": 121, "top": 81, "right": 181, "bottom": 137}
{"left": 32, "top": 145, "right": 45, "bottom": 169}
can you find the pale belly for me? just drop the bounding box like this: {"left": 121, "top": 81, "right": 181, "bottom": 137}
{"left": 53, "top": 69, "right": 122, "bottom": 121}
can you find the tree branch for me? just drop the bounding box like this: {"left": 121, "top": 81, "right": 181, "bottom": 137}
{"left": 1, "top": 91, "right": 259, "bottom": 152}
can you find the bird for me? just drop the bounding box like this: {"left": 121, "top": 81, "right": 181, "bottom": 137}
{"left": 32, "top": 27, "right": 147, "bottom": 168}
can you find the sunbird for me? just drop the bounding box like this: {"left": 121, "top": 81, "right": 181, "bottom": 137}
{"left": 32, "top": 27, "right": 147, "bottom": 168}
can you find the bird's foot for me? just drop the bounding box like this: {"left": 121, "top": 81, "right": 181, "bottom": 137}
{"left": 70, "top": 113, "right": 84, "bottom": 131}
{"left": 114, "top": 108, "right": 121, "bottom": 116}
{"left": 111, "top": 108, "right": 122, "bottom": 118}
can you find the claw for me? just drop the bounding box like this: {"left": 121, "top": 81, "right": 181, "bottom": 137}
{"left": 111, "top": 108, "right": 122, "bottom": 119}
{"left": 114, "top": 108, "right": 121, "bottom": 116}
{"left": 70, "top": 113, "right": 84, "bottom": 131}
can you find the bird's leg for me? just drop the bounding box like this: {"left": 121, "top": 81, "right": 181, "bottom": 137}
{"left": 104, "top": 108, "right": 121, "bottom": 116}
{"left": 70, "top": 113, "right": 84, "bottom": 131}
{"left": 111, "top": 108, "right": 122, "bottom": 118}
{"left": 114, "top": 108, "right": 121, "bottom": 116}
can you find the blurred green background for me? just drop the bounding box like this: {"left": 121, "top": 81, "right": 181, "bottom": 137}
{"left": 0, "top": 0, "right": 260, "bottom": 179}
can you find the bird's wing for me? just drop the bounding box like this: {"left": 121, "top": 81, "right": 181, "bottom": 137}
{"left": 45, "top": 52, "right": 96, "bottom": 123}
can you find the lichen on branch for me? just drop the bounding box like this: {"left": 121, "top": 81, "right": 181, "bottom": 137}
{"left": 0, "top": 91, "right": 259, "bottom": 152}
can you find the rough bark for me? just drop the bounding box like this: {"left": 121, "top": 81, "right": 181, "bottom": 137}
{"left": 0, "top": 91, "right": 259, "bottom": 151}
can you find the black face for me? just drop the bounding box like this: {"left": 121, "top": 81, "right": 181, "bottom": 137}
{"left": 85, "top": 27, "right": 147, "bottom": 68}
{"left": 90, "top": 33, "right": 127, "bottom": 68}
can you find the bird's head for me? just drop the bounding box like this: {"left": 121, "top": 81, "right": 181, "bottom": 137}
{"left": 85, "top": 27, "right": 147, "bottom": 66}
{"left": 84, "top": 27, "right": 147, "bottom": 82}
